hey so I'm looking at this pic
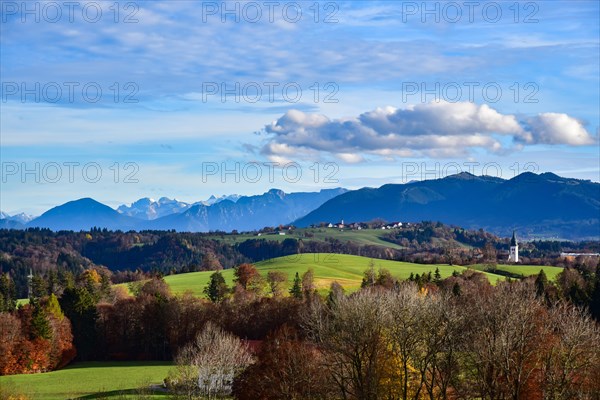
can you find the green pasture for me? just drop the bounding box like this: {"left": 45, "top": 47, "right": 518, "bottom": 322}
{"left": 0, "top": 361, "right": 172, "bottom": 400}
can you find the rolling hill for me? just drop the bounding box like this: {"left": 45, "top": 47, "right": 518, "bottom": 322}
{"left": 0, "top": 362, "right": 172, "bottom": 400}
{"left": 158, "top": 253, "right": 516, "bottom": 295}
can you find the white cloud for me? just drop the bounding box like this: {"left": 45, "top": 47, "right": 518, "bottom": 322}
{"left": 261, "top": 102, "right": 596, "bottom": 161}
{"left": 525, "top": 113, "right": 595, "bottom": 145}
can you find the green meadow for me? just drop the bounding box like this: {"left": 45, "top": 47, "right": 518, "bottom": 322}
{"left": 206, "top": 228, "right": 406, "bottom": 249}
{"left": 162, "top": 253, "right": 512, "bottom": 295}
{"left": 0, "top": 362, "right": 172, "bottom": 400}
{"left": 470, "top": 263, "right": 564, "bottom": 280}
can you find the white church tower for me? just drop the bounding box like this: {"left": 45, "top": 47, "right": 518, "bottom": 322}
{"left": 508, "top": 230, "right": 519, "bottom": 263}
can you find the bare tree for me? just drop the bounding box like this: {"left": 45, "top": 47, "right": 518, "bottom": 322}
{"left": 460, "top": 282, "right": 550, "bottom": 400}
{"left": 169, "top": 322, "right": 253, "bottom": 399}
{"left": 266, "top": 271, "right": 288, "bottom": 298}
{"left": 541, "top": 303, "right": 600, "bottom": 400}
{"left": 304, "top": 289, "right": 392, "bottom": 400}
{"left": 413, "top": 294, "right": 465, "bottom": 400}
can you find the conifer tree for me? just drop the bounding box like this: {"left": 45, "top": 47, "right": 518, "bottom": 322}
{"left": 290, "top": 272, "right": 302, "bottom": 299}
{"left": 535, "top": 270, "right": 549, "bottom": 298}
{"left": 204, "top": 271, "right": 229, "bottom": 303}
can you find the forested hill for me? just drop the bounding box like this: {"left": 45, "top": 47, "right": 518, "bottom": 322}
{"left": 1, "top": 224, "right": 598, "bottom": 298}
{"left": 295, "top": 172, "right": 600, "bottom": 240}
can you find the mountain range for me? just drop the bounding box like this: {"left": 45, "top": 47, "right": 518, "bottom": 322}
{"left": 0, "top": 212, "right": 34, "bottom": 224}
{"left": 2, "top": 188, "right": 347, "bottom": 233}
{"left": 116, "top": 194, "right": 242, "bottom": 220}
{"left": 294, "top": 172, "right": 599, "bottom": 239}
{"left": 1, "top": 172, "right": 598, "bottom": 239}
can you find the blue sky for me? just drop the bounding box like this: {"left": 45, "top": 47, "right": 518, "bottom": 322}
{"left": 1, "top": 0, "right": 599, "bottom": 214}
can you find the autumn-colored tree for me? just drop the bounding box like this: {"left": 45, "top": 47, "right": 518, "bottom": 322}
{"left": 234, "top": 264, "right": 260, "bottom": 291}
{"left": 305, "top": 290, "right": 392, "bottom": 400}
{"left": 540, "top": 303, "right": 600, "bottom": 399}
{"left": 266, "top": 271, "right": 288, "bottom": 297}
{"left": 326, "top": 281, "right": 345, "bottom": 308}
{"left": 234, "top": 325, "right": 333, "bottom": 400}
{"left": 0, "top": 312, "right": 21, "bottom": 374}
{"left": 301, "top": 269, "right": 316, "bottom": 300}
{"left": 459, "top": 282, "right": 551, "bottom": 400}
{"left": 201, "top": 252, "right": 223, "bottom": 271}
{"left": 0, "top": 298, "right": 75, "bottom": 375}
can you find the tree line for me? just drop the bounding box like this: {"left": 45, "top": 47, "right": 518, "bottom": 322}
{"left": 1, "top": 259, "right": 600, "bottom": 399}
{"left": 1, "top": 226, "right": 598, "bottom": 298}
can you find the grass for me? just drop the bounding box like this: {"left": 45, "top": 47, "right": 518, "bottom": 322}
{"left": 470, "top": 264, "right": 564, "bottom": 280}
{"left": 162, "top": 253, "right": 508, "bottom": 296}
{"left": 0, "top": 361, "right": 172, "bottom": 400}
{"left": 206, "top": 228, "right": 407, "bottom": 250}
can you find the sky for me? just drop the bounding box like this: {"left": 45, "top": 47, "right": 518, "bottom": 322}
{"left": 1, "top": 0, "right": 599, "bottom": 215}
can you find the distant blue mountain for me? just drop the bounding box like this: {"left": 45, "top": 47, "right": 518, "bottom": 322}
{"left": 147, "top": 188, "right": 348, "bottom": 232}
{"left": 294, "top": 172, "right": 600, "bottom": 240}
{"left": 22, "top": 188, "right": 348, "bottom": 233}
{"left": 27, "top": 198, "right": 139, "bottom": 231}
{"left": 11, "top": 173, "right": 600, "bottom": 239}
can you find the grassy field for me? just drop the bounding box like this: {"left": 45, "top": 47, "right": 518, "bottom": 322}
{"left": 470, "top": 264, "right": 564, "bottom": 280}
{"left": 0, "top": 362, "right": 172, "bottom": 400}
{"left": 206, "top": 228, "right": 407, "bottom": 249}
{"left": 162, "top": 253, "right": 509, "bottom": 296}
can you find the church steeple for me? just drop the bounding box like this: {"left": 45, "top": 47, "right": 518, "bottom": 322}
{"left": 508, "top": 230, "right": 519, "bottom": 263}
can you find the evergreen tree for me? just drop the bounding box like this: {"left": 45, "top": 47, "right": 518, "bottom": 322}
{"left": 590, "top": 263, "right": 600, "bottom": 321}
{"left": 203, "top": 271, "right": 229, "bottom": 303}
{"left": 289, "top": 272, "right": 302, "bottom": 299}
{"left": 361, "top": 267, "right": 376, "bottom": 288}
{"left": 47, "top": 269, "right": 59, "bottom": 296}
{"left": 0, "top": 273, "right": 17, "bottom": 312}
{"left": 452, "top": 282, "right": 462, "bottom": 297}
{"left": 535, "top": 270, "right": 549, "bottom": 298}
{"left": 31, "top": 274, "right": 47, "bottom": 300}
{"left": 59, "top": 286, "right": 98, "bottom": 360}
{"left": 45, "top": 293, "right": 64, "bottom": 320}
{"left": 30, "top": 300, "right": 52, "bottom": 340}
{"left": 100, "top": 273, "right": 112, "bottom": 299}
{"left": 59, "top": 270, "right": 75, "bottom": 290}
{"left": 434, "top": 267, "right": 442, "bottom": 284}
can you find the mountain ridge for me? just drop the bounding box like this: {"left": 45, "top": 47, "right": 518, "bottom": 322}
{"left": 3, "top": 173, "right": 598, "bottom": 239}
{"left": 293, "top": 173, "right": 599, "bottom": 240}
